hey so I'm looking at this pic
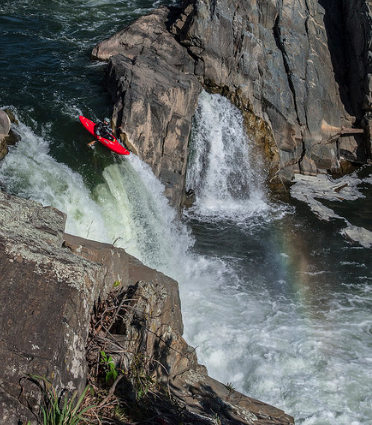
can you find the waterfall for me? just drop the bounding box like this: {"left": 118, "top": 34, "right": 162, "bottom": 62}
{"left": 0, "top": 120, "right": 110, "bottom": 241}
{"left": 94, "top": 155, "right": 192, "bottom": 276}
{"left": 0, "top": 116, "right": 192, "bottom": 279}
{"left": 186, "top": 90, "right": 269, "bottom": 219}
{"left": 2, "top": 0, "right": 372, "bottom": 422}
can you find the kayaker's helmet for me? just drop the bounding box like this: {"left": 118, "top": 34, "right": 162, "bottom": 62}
{"left": 104, "top": 118, "right": 110, "bottom": 124}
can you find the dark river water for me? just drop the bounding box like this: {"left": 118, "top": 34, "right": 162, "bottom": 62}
{"left": 1, "top": 2, "right": 372, "bottom": 424}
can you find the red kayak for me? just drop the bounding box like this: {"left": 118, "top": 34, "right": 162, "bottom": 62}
{"left": 79, "top": 116, "right": 130, "bottom": 155}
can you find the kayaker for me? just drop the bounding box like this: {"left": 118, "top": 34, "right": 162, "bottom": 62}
{"left": 88, "top": 118, "right": 113, "bottom": 147}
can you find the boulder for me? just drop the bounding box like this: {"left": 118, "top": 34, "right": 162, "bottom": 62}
{"left": 0, "top": 110, "right": 10, "bottom": 137}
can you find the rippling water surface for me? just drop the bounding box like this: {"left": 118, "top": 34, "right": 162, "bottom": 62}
{"left": 1, "top": 2, "right": 372, "bottom": 424}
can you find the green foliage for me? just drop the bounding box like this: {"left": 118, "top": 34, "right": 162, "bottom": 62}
{"left": 213, "top": 413, "right": 222, "bottom": 425}
{"left": 224, "top": 382, "right": 235, "bottom": 396}
{"left": 100, "top": 351, "right": 118, "bottom": 384}
{"left": 113, "top": 280, "right": 121, "bottom": 288}
{"left": 30, "top": 375, "right": 94, "bottom": 425}
{"left": 130, "top": 354, "right": 155, "bottom": 401}
{"left": 99, "top": 350, "right": 155, "bottom": 401}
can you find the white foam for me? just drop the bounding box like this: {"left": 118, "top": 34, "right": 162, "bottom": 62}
{"left": 93, "top": 154, "right": 193, "bottom": 276}
{"left": 186, "top": 91, "right": 269, "bottom": 221}
{"left": 342, "top": 225, "right": 372, "bottom": 248}
{"left": 0, "top": 120, "right": 109, "bottom": 241}
{"left": 290, "top": 173, "right": 364, "bottom": 214}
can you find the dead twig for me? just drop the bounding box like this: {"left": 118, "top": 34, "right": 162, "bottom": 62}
{"left": 98, "top": 373, "right": 124, "bottom": 408}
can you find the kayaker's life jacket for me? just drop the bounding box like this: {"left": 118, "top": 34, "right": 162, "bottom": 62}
{"left": 94, "top": 121, "right": 114, "bottom": 141}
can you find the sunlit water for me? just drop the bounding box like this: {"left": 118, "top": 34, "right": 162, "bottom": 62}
{"left": 1, "top": 2, "right": 372, "bottom": 424}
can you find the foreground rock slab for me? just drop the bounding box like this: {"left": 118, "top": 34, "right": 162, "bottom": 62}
{"left": 0, "top": 191, "right": 107, "bottom": 422}
{"left": 171, "top": 370, "right": 294, "bottom": 424}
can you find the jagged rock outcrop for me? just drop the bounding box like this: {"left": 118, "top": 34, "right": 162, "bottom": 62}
{"left": 93, "top": 0, "right": 372, "bottom": 207}
{"left": 64, "top": 233, "right": 187, "bottom": 384}
{"left": 172, "top": 0, "right": 354, "bottom": 176}
{"left": 0, "top": 110, "right": 21, "bottom": 161}
{"left": 0, "top": 190, "right": 293, "bottom": 424}
{"left": 92, "top": 7, "right": 202, "bottom": 208}
{"left": 171, "top": 0, "right": 372, "bottom": 179}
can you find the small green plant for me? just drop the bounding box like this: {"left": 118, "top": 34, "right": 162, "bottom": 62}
{"left": 224, "top": 382, "right": 235, "bottom": 394}
{"left": 213, "top": 413, "right": 222, "bottom": 425}
{"left": 30, "top": 375, "right": 94, "bottom": 425}
{"left": 100, "top": 350, "right": 118, "bottom": 383}
{"left": 224, "top": 382, "right": 236, "bottom": 398}
{"left": 130, "top": 354, "right": 155, "bottom": 401}
{"left": 113, "top": 280, "right": 121, "bottom": 288}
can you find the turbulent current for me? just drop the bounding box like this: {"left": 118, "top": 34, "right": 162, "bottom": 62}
{"left": 1, "top": 2, "right": 372, "bottom": 424}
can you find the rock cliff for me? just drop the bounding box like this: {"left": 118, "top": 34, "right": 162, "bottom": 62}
{"left": 0, "top": 190, "right": 293, "bottom": 424}
{"left": 92, "top": 0, "right": 372, "bottom": 207}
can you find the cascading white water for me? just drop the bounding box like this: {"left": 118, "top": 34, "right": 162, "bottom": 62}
{"left": 0, "top": 121, "right": 110, "bottom": 241}
{"left": 186, "top": 90, "right": 269, "bottom": 219}
{"left": 0, "top": 118, "right": 192, "bottom": 277}
{"left": 94, "top": 155, "right": 192, "bottom": 276}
